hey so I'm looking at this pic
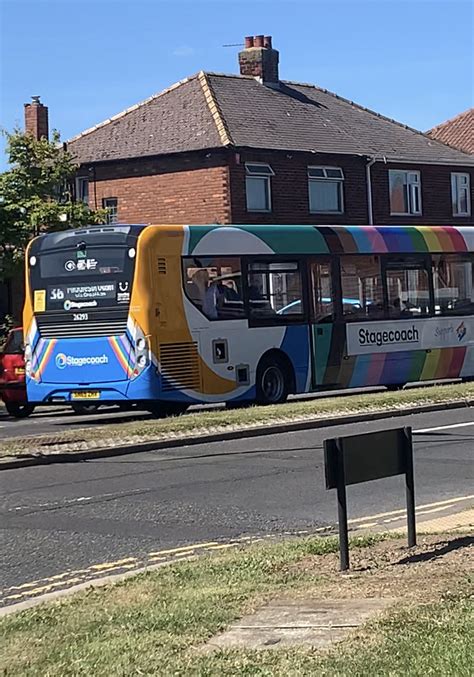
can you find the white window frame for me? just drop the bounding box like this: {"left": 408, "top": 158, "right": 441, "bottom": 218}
{"left": 76, "top": 177, "right": 89, "bottom": 205}
{"left": 245, "top": 163, "right": 274, "bottom": 212}
{"left": 451, "top": 172, "right": 471, "bottom": 217}
{"left": 389, "top": 170, "right": 422, "bottom": 216}
{"left": 308, "top": 166, "right": 344, "bottom": 214}
{"left": 102, "top": 197, "right": 118, "bottom": 224}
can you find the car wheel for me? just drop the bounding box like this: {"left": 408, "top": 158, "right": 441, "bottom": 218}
{"left": 256, "top": 356, "right": 290, "bottom": 405}
{"left": 71, "top": 403, "right": 101, "bottom": 415}
{"left": 5, "top": 402, "right": 35, "bottom": 418}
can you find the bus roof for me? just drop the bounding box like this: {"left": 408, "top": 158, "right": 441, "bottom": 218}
{"left": 35, "top": 224, "right": 474, "bottom": 256}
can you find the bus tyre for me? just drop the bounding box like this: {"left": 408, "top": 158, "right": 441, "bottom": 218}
{"left": 147, "top": 402, "right": 189, "bottom": 418}
{"left": 256, "top": 356, "right": 290, "bottom": 406}
{"left": 5, "top": 402, "right": 35, "bottom": 418}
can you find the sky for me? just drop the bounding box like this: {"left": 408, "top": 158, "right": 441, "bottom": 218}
{"left": 0, "top": 0, "right": 473, "bottom": 170}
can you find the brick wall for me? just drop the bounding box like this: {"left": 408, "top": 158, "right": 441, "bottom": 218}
{"left": 85, "top": 151, "right": 231, "bottom": 224}
{"left": 371, "top": 162, "right": 474, "bottom": 225}
{"left": 229, "top": 150, "right": 369, "bottom": 224}
{"left": 81, "top": 149, "right": 474, "bottom": 227}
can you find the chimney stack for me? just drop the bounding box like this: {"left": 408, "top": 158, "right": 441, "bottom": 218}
{"left": 238, "top": 35, "right": 279, "bottom": 86}
{"left": 24, "top": 96, "right": 49, "bottom": 140}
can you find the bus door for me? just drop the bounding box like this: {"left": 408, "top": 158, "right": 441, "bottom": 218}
{"left": 309, "top": 257, "right": 343, "bottom": 388}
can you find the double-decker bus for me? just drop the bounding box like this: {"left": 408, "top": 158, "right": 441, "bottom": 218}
{"left": 24, "top": 224, "right": 474, "bottom": 414}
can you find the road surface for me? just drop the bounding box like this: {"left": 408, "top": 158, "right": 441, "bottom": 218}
{"left": 1, "top": 406, "right": 472, "bottom": 606}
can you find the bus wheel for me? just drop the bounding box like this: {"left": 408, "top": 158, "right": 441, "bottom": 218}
{"left": 256, "top": 356, "right": 290, "bottom": 405}
{"left": 5, "top": 402, "right": 35, "bottom": 418}
{"left": 71, "top": 403, "right": 101, "bottom": 415}
{"left": 147, "top": 402, "right": 189, "bottom": 417}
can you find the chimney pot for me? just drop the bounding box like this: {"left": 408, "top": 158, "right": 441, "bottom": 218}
{"left": 238, "top": 34, "right": 279, "bottom": 86}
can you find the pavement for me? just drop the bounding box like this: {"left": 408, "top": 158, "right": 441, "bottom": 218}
{"left": 1, "top": 406, "right": 473, "bottom": 608}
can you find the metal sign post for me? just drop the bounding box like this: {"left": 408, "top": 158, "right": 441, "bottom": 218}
{"left": 324, "top": 426, "right": 416, "bottom": 571}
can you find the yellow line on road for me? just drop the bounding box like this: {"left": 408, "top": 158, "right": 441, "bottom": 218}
{"left": 347, "top": 494, "right": 474, "bottom": 524}
{"left": 148, "top": 542, "right": 219, "bottom": 557}
{"left": 89, "top": 558, "right": 138, "bottom": 571}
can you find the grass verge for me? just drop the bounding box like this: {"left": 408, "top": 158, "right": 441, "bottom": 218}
{"left": 1, "top": 533, "right": 472, "bottom": 676}
{"left": 1, "top": 381, "right": 473, "bottom": 458}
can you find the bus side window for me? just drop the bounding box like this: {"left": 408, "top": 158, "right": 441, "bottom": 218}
{"left": 340, "top": 255, "right": 384, "bottom": 320}
{"left": 182, "top": 257, "right": 245, "bottom": 320}
{"left": 311, "top": 260, "right": 333, "bottom": 323}
{"left": 247, "top": 261, "right": 304, "bottom": 320}
{"left": 432, "top": 254, "right": 474, "bottom": 316}
{"left": 385, "top": 258, "right": 431, "bottom": 317}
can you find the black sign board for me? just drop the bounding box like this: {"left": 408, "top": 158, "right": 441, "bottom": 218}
{"left": 324, "top": 427, "right": 416, "bottom": 571}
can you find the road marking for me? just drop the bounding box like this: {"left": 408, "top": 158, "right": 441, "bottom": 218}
{"left": 89, "top": 558, "right": 137, "bottom": 571}
{"left": 148, "top": 542, "right": 219, "bottom": 557}
{"left": 347, "top": 494, "right": 474, "bottom": 524}
{"left": 416, "top": 422, "right": 474, "bottom": 433}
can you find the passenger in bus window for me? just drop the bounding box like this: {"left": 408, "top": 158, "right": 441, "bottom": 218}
{"left": 204, "top": 275, "right": 241, "bottom": 319}
{"left": 188, "top": 269, "right": 209, "bottom": 308}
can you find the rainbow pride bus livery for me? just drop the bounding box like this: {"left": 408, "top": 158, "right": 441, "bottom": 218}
{"left": 24, "top": 224, "right": 474, "bottom": 413}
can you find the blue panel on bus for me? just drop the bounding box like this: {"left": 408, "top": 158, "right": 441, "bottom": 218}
{"left": 37, "top": 338, "right": 131, "bottom": 384}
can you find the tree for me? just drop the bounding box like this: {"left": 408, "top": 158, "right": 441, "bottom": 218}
{"left": 0, "top": 129, "right": 105, "bottom": 281}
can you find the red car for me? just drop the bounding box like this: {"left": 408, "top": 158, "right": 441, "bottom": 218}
{"left": 0, "top": 327, "right": 35, "bottom": 418}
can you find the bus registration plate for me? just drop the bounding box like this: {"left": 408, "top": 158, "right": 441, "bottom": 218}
{"left": 71, "top": 391, "right": 100, "bottom": 400}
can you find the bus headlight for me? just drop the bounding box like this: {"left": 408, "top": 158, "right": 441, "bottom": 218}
{"left": 136, "top": 338, "right": 146, "bottom": 352}
{"left": 24, "top": 344, "right": 32, "bottom": 360}
{"left": 137, "top": 355, "right": 147, "bottom": 369}
{"left": 25, "top": 360, "right": 32, "bottom": 376}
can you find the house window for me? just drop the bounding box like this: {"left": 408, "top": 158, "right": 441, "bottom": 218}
{"left": 389, "top": 170, "right": 422, "bottom": 215}
{"left": 245, "top": 163, "right": 274, "bottom": 212}
{"left": 76, "top": 177, "right": 89, "bottom": 205}
{"left": 102, "top": 197, "right": 118, "bottom": 224}
{"left": 308, "top": 166, "right": 344, "bottom": 213}
{"left": 451, "top": 173, "right": 471, "bottom": 216}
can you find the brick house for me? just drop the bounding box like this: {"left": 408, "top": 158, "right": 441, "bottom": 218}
{"left": 61, "top": 35, "right": 474, "bottom": 228}
{"left": 428, "top": 108, "right": 474, "bottom": 155}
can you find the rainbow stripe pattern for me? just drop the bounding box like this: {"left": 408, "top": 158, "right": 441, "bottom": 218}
{"left": 30, "top": 338, "right": 57, "bottom": 380}
{"left": 108, "top": 335, "right": 135, "bottom": 378}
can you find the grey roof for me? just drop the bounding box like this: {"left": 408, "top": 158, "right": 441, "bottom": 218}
{"left": 67, "top": 76, "right": 222, "bottom": 164}
{"left": 68, "top": 72, "right": 474, "bottom": 166}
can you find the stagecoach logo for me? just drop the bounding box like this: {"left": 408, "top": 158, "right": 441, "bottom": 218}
{"left": 457, "top": 321, "right": 467, "bottom": 342}
{"left": 358, "top": 325, "right": 419, "bottom": 348}
{"left": 64, "top": 260, "right": 76, "bottom": 272}
{"left": 55, "top": 352, "right": 109, "bottom": 369}
{"left": 56, "top": 353, "right": 67, "bottom": 369}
